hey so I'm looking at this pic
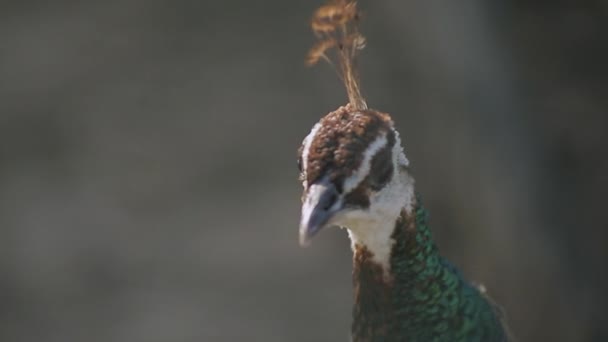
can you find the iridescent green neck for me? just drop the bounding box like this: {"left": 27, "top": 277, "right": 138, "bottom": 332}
{"left": 351, "top": 198, "right": 506, "bottom": 342}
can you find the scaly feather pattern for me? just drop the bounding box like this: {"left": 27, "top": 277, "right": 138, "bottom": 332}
{"left": 352, "top": 197, "right": 507, "bottom": 342}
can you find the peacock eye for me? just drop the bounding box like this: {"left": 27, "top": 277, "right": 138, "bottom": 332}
{"left": 367, "top": 146, "right": 393, "bottom": 191}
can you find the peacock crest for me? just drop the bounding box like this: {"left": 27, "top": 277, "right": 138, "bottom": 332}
{"left": 306, "top": 0, "right": 367, "bottom": 110}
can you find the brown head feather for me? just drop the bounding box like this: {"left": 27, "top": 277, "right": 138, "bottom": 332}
{"left": 299, "top": 105, "right": 395, "bottom": 191}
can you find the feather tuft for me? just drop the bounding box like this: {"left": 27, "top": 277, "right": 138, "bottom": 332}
{"left": 307, "top": 0, "right": 367, "bottom": 110}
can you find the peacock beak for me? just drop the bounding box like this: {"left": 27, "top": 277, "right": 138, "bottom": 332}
{"left": 299, "top": 178, "right": 341, "bottom": 246}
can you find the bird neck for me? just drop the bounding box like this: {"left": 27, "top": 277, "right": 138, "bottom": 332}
{"left": 351, "top": 198, "right": 506, "bottom": 341}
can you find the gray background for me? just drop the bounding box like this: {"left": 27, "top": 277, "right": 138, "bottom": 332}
{"left": 1, "top": 1, "right": 607, "bottom": 341}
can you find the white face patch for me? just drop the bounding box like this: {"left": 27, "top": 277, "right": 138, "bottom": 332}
{"left": 300, "top": 123, "right": 322, "bottom": 188}
{"left": 336, "top": 130, "right": 415, "bottom": 272}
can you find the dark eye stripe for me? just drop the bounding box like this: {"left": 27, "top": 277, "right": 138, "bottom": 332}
{"left": 344, "top": 184, "right": 370, "bottom": 209}
{"left": 368, "top": 144, "right": 393, "bottom": 191}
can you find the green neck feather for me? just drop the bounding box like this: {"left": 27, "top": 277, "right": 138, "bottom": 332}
{"left": 351, "top": 197, "right": 506, "bottom": 342}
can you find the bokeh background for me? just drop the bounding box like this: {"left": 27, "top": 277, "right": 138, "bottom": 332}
{"left": 1, "top": 1, "right": 607, "bottom": 341}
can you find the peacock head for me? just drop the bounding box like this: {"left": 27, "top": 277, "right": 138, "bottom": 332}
{"left": 297, "top": 105, "right": 414, "bottom": 247}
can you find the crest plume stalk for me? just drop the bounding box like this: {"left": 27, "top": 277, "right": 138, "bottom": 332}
{"left": 306, "top": 0, "right": 367, "bottom": 110}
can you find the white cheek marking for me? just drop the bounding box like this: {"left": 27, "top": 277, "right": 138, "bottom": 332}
{"left": 342, "top": 133, "right": 388, "bottom": 193}
{"left": 393, "top": 128, "right": 409, "bottom": 167}
{"left": 338, "top": 129, "right": 416, "bottom": 273}
{"left": 301, "top": 123, "right": 322, "bottom": 188}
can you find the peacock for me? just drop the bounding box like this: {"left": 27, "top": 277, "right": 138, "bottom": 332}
{"left": 297, "top": 1, "right": 508, "bottom": 341}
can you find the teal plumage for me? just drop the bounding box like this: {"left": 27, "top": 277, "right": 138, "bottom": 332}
{"left": 351, "top": 197, "right": 507, "bottom": 342}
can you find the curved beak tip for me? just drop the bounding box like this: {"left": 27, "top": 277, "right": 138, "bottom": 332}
{"left": 299, "top": 234, "right": 311, "bottom": 247}
{"left": 298, "top": 178, "right": 340, "bottom": 247}
{"left": 298, "top": 221, "right": 320, "bottom": 247}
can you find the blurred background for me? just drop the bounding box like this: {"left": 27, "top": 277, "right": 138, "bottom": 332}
{"left": 1, "top": 1, "right": 607, "bottom": 341}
